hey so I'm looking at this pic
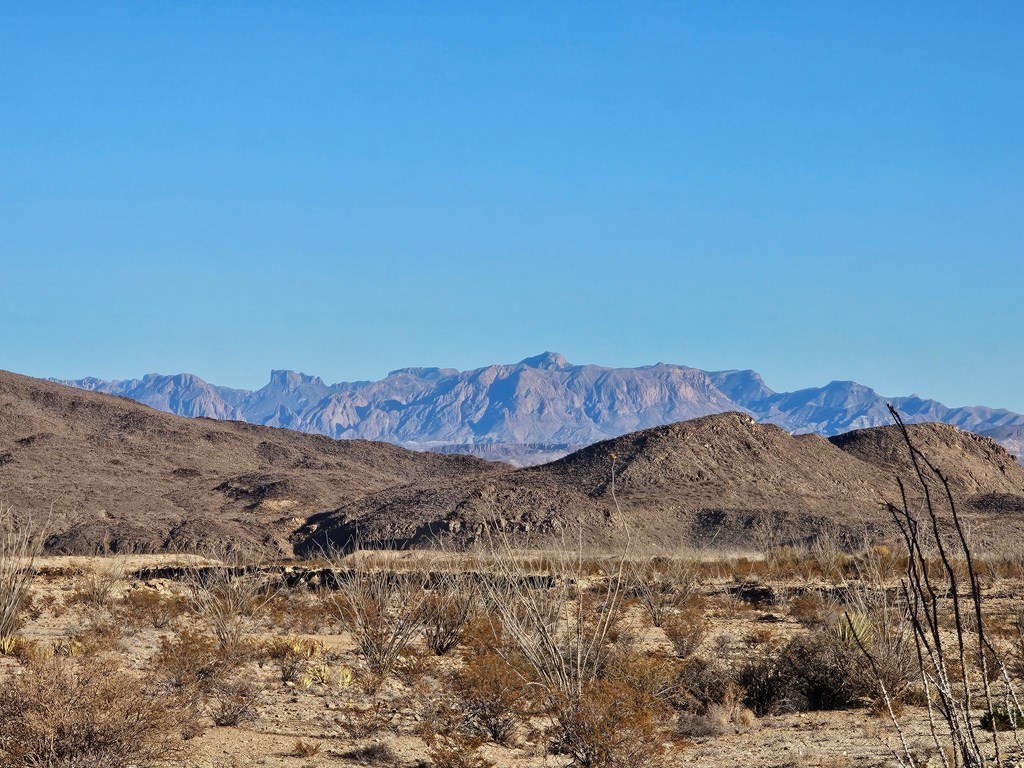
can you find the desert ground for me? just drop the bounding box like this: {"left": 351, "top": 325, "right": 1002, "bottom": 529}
{"left": 3, "top": 537, "right": 1023, "bottom": 768}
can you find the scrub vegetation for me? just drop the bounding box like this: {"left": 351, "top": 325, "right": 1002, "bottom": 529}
{"left": 2, "top": 421, "right": 1023, "bottom": 767}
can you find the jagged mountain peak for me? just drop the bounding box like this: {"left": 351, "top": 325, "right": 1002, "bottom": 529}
{"left": 518, "top": 351, "right": 572, "bottom": 369}
{"left": 55, "top": 357, "right": 1024, "bottom": 466}
{"left": 267, "top": 370, "right": 327, "bottom": 389}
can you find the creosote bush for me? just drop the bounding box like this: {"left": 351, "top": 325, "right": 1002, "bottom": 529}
{"left": 0, "top": 655, "right": 198, "bottom": 767}
{"left": 208, "top": 678, "right": 263, "bottom": 726}
{"left": 423, "top": 573, "right": 480, "bottom": 655}
{"left": 547, "top": 678, "right": 671, "bottom": 768}
{"left": 119, "top": 587, "right": 187, "bottom": 629}
{"left": 448, "top": 650, "right": 532, "bottom": 744}
{"left": 153, "top": 629, "right": 232, "bottom": 692}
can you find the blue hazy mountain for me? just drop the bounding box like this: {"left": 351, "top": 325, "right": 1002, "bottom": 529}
{"left": 56, "top": 354, "right": 1024, "bottom": 465}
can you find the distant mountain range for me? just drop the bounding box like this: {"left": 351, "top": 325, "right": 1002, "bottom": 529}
{"left": 55, "top": 352, "right": 1024, "bottom": 465}
{"left": 8, "top": 369, "right": 1024, "bottom": 554}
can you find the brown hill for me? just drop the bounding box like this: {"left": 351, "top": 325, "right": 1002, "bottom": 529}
{"left": 829, "top": 423, "right": 1024, "bottom": 513}
{"left": 0, "top": 370, "right": 498, "bottom": 554}
{"left": 307, "top": 412, "right": 1024, "bottom": 552}
{"left": 301, "top": 413, "right": 889, "bottom": 551}
{"left": 3, "top": 371, "right": 1023, "bottom": 555}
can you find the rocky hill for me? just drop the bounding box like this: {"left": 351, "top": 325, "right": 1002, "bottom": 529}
{"left": 0, "top": 370, "right": 497, "bottom": 554}
{"left": 57, "top": 354, "right": 1024, "bottom": 466}
{"left": 6, "top": 372, "right": 1024, "bottom": 555}
{"left": 303, "top": 413, "right": 1024, "bottom": 554}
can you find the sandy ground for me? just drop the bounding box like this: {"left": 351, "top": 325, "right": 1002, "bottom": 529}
{"left": 5, "top": 554, "right": 1021, "bottom": 768}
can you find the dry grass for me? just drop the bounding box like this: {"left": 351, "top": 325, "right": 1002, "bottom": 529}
{"left": 5, "top": 537, "right": 1024, "bottom": 768}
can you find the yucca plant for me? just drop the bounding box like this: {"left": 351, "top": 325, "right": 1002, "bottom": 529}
{"left": 299, "top": 663, "right": 355, "bottom": 690}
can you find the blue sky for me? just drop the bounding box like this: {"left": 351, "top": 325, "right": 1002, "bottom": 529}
{"left": 2, "top": 2, "right": 1022, "bottom": 409}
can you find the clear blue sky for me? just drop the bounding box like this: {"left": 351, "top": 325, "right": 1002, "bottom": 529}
{"left": 2, "top": 2, "right": 1022, "bottom": 409}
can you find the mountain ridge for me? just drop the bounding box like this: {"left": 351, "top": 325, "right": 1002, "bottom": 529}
{"left": 55, "top": 353, "right": 1024, "bottom": 466}
{"left": 6, "top": 370, "right": 1024, "bottom": 555}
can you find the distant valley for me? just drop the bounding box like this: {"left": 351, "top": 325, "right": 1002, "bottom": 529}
{"left": 56, "top": 353, "right": 1024, "bottom": 466}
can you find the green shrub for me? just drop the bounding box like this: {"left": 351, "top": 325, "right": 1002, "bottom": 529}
{"left": 981, "top": 707, "right": 1024, "bottom": 732}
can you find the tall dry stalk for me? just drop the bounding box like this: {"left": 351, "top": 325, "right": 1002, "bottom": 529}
{"left": 325, "top": 546, "right": 430, "bottom": 691}
{"left": 855, "top": 406, "right": 1022, "bottom": 768}
{"left": 423, "top": 570, "right": 481, "bottom": 655}
{"left": 626, "top": 555, "right": 700, "bottom": 627}
{"left": 481, "top": 456, "right": 631, "bottom": 701}
{"left": 184, "top": 547, "right": 279, "bottom": 652}
{"left": 0, "top": 504, "right": 45, "bottom": 642}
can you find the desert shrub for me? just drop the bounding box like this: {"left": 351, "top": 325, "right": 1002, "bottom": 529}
{"left": 427, "top": 733, "right": 495, "bottom": 768}
{"left": 981, "top": 707, "right": 1024, "bottom": 732}
{"left": 675, "top": 710, "right": 728, "bottom": 737}
{"left": 423, "top": 574, "right": 480, "bottom": 655}
{"left": 785, "top": 632, "right": 860, "bottom": 710}
{"left": 480, "top": 526, "right": 680, "bottom": 766}
{"left": 739, "top": 628, "right": 874, "bottom": 714}
{"left": 328, "top": 556, "right": 430, "bottom": 691}
{"left": 787, "top": 591, "right": 828, "bottom": 626}
{"left": 626, "top": 557, "right": 700, "bottom": 627}
{"left": 736, "top": 651, "right": 789, "bottom": 716}
{"left": 264, "top": 588, "right": 331, "bottom": 634}
{"left": 744, "top": 625, "right": 776, "bottom": 647}
{"left": 0, "top": 655, "right": 197, "bottom": 767}
{"left": 72, "top": 558, "right": 127, "bottom": 609}
{"left": 184, "top": 553, "right": 279, "bottom": 653}
{"left": 675, "top": 655, "right": 733, "bottom": 712}
{"left": 449, "top": 650, "right": 531, "bottom": 744}
{"left": 291, "top": 740, "right": 323, "bottom": 758}
{"left": 208, "top": 678, "right": 262, "bottom": 726}
{"left": 603, "top": 647, "right": 680, "bottom": 703}
{"left": 339, "top": 743, "right": 399, "bottom": 764}
{"left": 335, "top": 697, "right": 399, "bottom": 739}
{"left": 119, "top": 587, "right": 187, "bottom": 629}
{"left": 660, "top": 603, "right": 707, "bottom": 659}
{"left": 153, "top": 629, "right": 231, "bottom": 692}
{"left": 71, "top": 613, "right": 126, "bottom": 654}
{"left": 675, "top": 683, "right": 757, "bottom": 740}
{"left": 460, "top": 612, "right": 507, "bottom": 656}
{"left": 481, "top": 541, "right": 626, "bottom": 698}
{"left": 546, "top": 678, "right": 671, "bottom": 768}
{"left": 0, "top": 505, "right": 43, "bottom": 643}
